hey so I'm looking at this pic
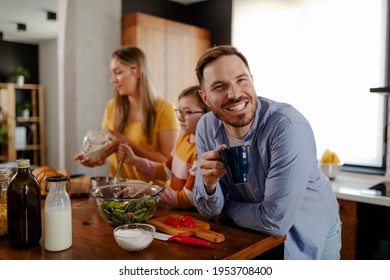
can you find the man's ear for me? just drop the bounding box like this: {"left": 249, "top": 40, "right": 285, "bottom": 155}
{"left": 198, "top": 89, "right": 210, "bottom": 107}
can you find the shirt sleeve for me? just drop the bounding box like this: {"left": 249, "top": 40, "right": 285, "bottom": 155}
{"left": 192, "top": 117, "right": 226, "bottom": 219}
{"left": 160, "top": 172, "right": 196, "bottom": 209}
{"left": 155, "top": 99, "right": 179, "bottom": 131}
{"left": 136, "top": 156, "right": 170, "bottom": 180}
{"left": 101, "top": 99, "right": 115, "bottom": 129}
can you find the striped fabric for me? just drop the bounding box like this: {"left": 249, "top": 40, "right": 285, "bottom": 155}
{"left": 136, "top": 133, "right": 198, "bottom": 209}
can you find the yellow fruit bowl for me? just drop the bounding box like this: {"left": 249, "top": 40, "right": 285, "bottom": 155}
{"left": 319, "top": 162, "right": 342, "bottom": 180}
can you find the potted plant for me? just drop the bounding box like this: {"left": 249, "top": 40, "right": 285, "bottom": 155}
{"left": 0, "top": 124, "right": 8, "bottom": 155}
{"left": 9, "top": 66, "right": 30, "bottom": 86}
{"left": 17, "top": 101, "right": 32, "bottom": 118}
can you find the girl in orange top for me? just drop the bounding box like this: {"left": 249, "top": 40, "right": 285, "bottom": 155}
{"left": 117, "top": 85, "right": 207, "bottom": 209}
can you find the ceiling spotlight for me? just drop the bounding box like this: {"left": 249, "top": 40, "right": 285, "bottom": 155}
{"left": 47, "top": 11, "right": 57, "bottom": 21}
{"left": 17, "top": 23, "right": 26, "bottom": 31}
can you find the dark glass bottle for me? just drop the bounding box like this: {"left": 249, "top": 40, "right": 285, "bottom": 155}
{"left": 7, "top": 159, "right": 42, "bottom": 248}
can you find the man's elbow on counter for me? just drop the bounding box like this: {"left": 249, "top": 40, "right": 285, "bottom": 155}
{"left": 262, "top": 223, "right": 289, "bottom": 237}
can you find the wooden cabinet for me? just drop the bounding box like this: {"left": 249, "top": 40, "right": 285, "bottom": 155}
{"left": 122, "top": 12, "right": 210, "bottom": 103}
{"left": 338, "top": 198, "right": 358, "bottom": 259}
{"left": 0, "top": 83, "right": 45, "bottom": 166}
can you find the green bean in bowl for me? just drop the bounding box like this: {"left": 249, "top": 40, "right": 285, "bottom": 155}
{"left": 90, "top": 180, "right": 165, "bottom": 226}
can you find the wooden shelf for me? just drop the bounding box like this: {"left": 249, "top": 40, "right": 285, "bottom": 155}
{"left": 16, "top": 116, "right": 40, "bottom": 122}
{"left": 0, "top": 83, "right": 45, "bottom": 165}
{"left": 15, "top": 144, "right": 41, "bottom": 151}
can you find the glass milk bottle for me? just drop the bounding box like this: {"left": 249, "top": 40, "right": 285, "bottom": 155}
{"left": 7, "top": 159, "right": 41, "bottom": 247}
{"left": 44, "top": 176, "right": 72, "bottom": 251}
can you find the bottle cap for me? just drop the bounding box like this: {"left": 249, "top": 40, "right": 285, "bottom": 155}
{"left": 46, "top": 176, "right": 69, "bottom": 182}
{"left": 16, "top": 159, "right": 30, "bottom": 168}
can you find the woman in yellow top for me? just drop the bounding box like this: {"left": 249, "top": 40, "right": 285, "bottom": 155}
{"left": 74, "top": 46, "right": 179, "bottom": 185}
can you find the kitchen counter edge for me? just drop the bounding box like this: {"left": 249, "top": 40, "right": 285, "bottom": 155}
{"left": 330, "top": 171, "right": 390, "bottom": 207}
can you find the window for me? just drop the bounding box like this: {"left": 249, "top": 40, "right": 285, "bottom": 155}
{"left": 232, "top": 0, "right": 388, "bottom": 174}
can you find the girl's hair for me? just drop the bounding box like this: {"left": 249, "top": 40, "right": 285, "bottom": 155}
{"left": 178, "top": 85, "right": 208, "bottom": 113}
{"left": 112, "top": 46, "right": 158, "bottom": 143}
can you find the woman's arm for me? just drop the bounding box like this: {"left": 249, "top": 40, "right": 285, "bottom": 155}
{"left": 117, "top": 143, "right": 170, "bottom": 181}
{"left": 102, "top": 128, "right": 178, "bottom": 163}
{"left": 73, "top": 152, "right": 107, "bottom": 167}
{"left": 129, "top": 129, "right": 178, "bottom": 162}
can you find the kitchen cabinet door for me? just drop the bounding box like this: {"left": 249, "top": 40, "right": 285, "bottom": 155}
{"left": 338, "top": 199, "right": 358, "bottom": 259}
{"left": 122, "top": 13, "right": 166, "bottom": 101}
{"left": 122, "top": 13, "right": 210, "bottom": 103}
{"left": 166, "top": 19, "right": 210, "bottom": 102}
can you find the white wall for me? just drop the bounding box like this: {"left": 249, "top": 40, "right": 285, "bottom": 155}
{"left": 50, "top": 0, "right": 121, "bottom": 176}
{"left": 39, "top": 39, "right": 58, "bottom": 168}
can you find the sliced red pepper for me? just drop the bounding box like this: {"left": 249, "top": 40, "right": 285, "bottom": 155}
{"left": 165, "top": 215, "right": 177, "bottom": 225}
{"left": 180, "top": 216, "right": 195, "bottom": 227}
{"left": 181, "top": 216, "right": 194, "bottom": 223}
{"left": 181, "top": 221, "right": 195, "bottom": 227}
{"left": 165, "top": 215, "right": 195, "bottom": 228}
{"left": 172, "top": 221, "right": 182, "bottom": 228}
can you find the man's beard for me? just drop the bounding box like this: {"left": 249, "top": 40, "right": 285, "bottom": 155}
{"left": 210, "top": 97, "right": 257, "bottom": 128}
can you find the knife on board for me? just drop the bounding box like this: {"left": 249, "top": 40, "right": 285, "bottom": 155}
{"left": 154, "top": 232, "right": 210, "bottom": 247}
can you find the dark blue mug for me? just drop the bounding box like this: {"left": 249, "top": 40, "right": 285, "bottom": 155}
{"left": 220, "top": 145, "right": 250, "bottom": 184}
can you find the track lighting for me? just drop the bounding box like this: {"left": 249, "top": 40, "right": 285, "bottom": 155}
{"left": 17, "top": 23, "right": 26, "bottom": 31}
{"left": 47, "top": 11, "right": 56, "bottom": 21}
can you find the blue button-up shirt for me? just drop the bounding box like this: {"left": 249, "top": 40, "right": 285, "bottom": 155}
{"left": 193, "top": 96, "right": 339, "bottom": 259}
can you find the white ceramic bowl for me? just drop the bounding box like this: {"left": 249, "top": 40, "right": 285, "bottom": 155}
{"left": 319, "top": 163, "right": 342, "bottom": 180}
{"left": 113, "top": 223, "right": 155, "bottom": 251}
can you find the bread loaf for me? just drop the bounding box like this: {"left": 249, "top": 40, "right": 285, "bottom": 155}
{"left": 32, "top": 166, "right": 65, "bottom": 195}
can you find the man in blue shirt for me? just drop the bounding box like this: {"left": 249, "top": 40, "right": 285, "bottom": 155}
{"left": 193, "top": 45, "right": 341, "bottom": 260}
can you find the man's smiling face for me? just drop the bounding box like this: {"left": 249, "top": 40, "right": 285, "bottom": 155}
{"left": 199, "top": 54, "right": 258, "bottom": 136}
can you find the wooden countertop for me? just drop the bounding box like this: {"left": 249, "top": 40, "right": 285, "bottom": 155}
{"left": 0, "top": 181, "right": 285, "bottom": 260}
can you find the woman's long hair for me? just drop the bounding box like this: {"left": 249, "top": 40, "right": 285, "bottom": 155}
{"left": 112, "top": 46, "right": 158, "bottom": 143}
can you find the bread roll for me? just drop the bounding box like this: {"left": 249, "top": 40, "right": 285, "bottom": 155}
{"left": 32, "top": 166, "right": 65, "bottom": 195}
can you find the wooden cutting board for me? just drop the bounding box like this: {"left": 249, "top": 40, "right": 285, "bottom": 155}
{"left": 148, "top": 214, "right": 225, "bottom": 243}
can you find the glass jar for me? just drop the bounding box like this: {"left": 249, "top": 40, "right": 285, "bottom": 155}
{"left": 0, "top": 168, "right": 13, "bottom": 237}
{"left": 80, "top": 128, "right": 109, "bottom": 161}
